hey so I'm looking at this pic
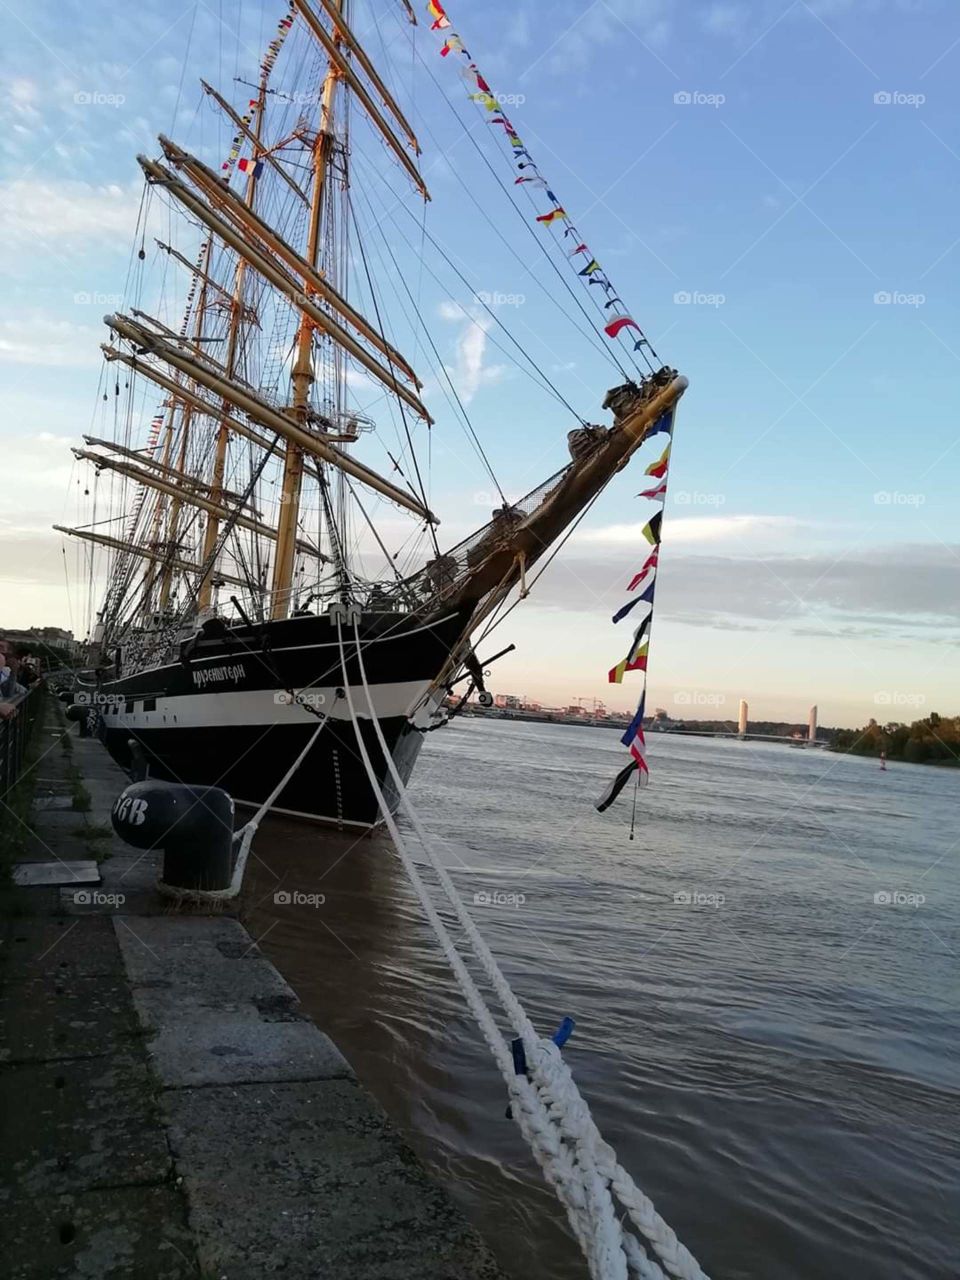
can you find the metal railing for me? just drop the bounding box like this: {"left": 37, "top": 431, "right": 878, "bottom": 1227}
{"left": 0, "top": 685, "right": 43, "bottom": 806}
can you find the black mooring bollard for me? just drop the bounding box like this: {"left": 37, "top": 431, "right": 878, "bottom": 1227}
{"left": 111, "top": 780, "right": 235, "bottom": 892}
{"left": 65, "top": 704, "right": 91, "bottom": 737}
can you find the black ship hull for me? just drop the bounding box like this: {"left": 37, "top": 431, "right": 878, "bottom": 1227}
{"left": 91, "top": 608, "right": 470, "bottom": 827}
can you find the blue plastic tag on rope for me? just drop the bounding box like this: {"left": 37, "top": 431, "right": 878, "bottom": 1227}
{"left": 552, "top": 1016, "right": 575, "bottom": 1049}
{"left": 505, "top": 1019, "right": 576, "bottom": 1119}
{"left": 506, "top": 1038, "right": 528, "bottom": 1119}
{"left": 511, "top": 1037, "right": 528, "bottom": 1076}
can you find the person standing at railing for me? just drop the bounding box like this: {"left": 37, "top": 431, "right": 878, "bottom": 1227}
{"left": 17, "top": 652, "right": 39, "bottom": 687}
{"left": 0, "top": 646, "right": 27, "bottom": 719}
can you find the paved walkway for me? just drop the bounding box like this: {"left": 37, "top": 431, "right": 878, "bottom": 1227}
{"left": 0, "top": 694, "right": 506, "bottom": 1279}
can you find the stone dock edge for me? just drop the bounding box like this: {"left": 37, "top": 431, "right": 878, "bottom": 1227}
{"left": 1, "top": 697, "right": 507, "bottom": 1279}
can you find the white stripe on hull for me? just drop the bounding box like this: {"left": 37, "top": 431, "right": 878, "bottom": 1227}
{"left": 99, "top": 681, "right": 435, "bottom": 730}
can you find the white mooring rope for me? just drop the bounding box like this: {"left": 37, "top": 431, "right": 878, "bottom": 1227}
{"left": 335, "top": 613, "right": 710, "bottom": 1280}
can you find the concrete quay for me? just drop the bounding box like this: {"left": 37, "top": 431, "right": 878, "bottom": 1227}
{"left": 0, "top": 696, "right": 507, "bottom": 1279}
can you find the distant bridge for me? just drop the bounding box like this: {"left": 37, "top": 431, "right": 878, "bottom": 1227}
{"left": 657, "top": 728, "right": 827, "bottom": 747}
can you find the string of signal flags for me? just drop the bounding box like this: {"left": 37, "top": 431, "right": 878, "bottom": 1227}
{"left": 425, "top": 0, "right": 676, "bottom": 810}
{"left": 425, "top": 0, "right": 657, "bottom": 368}
{"left": 219, "top": 3, "right": 296, "bottom": 179}
{"left": 595, "top": 408, "right": 675, "bottom": 811}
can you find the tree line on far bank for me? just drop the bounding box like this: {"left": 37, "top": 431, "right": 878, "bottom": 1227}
{"left": 832, "top": 714, "right": 960, "bottom": 765}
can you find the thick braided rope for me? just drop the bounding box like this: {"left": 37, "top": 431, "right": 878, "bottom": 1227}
{"left": 335, "top": 621, "right": 632, "bottom": 1278}
{"left": 345, "top": 619, "right": 703, "bottom": 1280}
{"left": 532, "top": 1041, "right": 707, "bottom": 1280}
{"left": 348, "top": 624, "right": 708, "bottom": 1280}
{"left": 341, "top": 619, "right": 708, "bottom": 1280}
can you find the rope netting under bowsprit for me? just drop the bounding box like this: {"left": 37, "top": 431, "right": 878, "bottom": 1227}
{"left": 333, "top": 613, "right": 711, "bottom": 1280}
{"left": 380, "top": 459, "right": 574, "bottom": 609}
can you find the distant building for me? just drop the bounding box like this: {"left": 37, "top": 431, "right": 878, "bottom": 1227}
{"left": 494, "top": 693, "right": 522, "bottom": 709}
{"left": 1, "top": 626, "right": 78, "bottom": 659}
{"left": 36, "top": 627, "right": 76, "bottom": 646}
{"left": 738, "top": 699, "right": 748, "bottom": 736}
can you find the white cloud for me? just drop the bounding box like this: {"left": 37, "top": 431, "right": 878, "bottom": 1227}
{"left": 579, "top": 514, "right": 806, "bottom": 547}
{"left": 526, "top": 540, "right": 960, "bottom": 647}
{"left": 0, "top": 314, "right": 104, "bottom": 369}
{"left": 458, "top": 313, "right": 491, "bottom": 403}
{"left": 0, "top": 178, "right": 143, "bottom": 251}
{"left": 0, "top": 433, "right": 80, "bottom": 527}
{"left": 438, "top": 304, "right": 507, "bottom": 404}
{"left": 542, "top": 0, "right": 671, "bottom": 73}
{"left": 6, "top": 77, "right": 43, "bottom": 126}
{"left": 701, "top": 3, "right": 750, "bottom": 35}
{"left": 506, "top": 10, "right": 532, "bottom": 51}
{"left": 438, "top": 300, "right": 467, "bottom": 322}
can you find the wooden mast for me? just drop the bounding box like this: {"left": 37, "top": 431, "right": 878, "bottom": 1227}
{"left": 270, "top": 1, "right": 343, "bottom": 621}
{"left": 139, "top": 395, "right": 178, "bottom": 618}
{"left": 158, "top": 238, "right": 214, "bottom": 612}
{"left": 196, "top": 88, "right": 267, "bottom": 612}
{"left": 291, "top": 0, "right": 428, "bottom": 199}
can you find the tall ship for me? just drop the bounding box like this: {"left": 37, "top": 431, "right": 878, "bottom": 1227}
{"left": 60, "top": 0, "right": 686, "bottom": 827}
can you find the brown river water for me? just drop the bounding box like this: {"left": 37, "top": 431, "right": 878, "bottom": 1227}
{"left": 241, "top": 718, "right": 960, "bottom": 1280}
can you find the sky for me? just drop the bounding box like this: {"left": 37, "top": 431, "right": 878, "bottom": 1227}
{"left": 2, "top": 0, "right": 959, "bottom": 728}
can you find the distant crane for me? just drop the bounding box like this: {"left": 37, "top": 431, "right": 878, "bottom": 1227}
{"left": 573, "top": 697, "right": 606, "bottom": 718}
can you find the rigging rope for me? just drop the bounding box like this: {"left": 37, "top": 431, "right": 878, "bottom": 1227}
{"left": 335, "top": 613, "right": 710, "bottom": 1280}
{"left": 345, "top": 189, "right": 441, "bottom": 555}
{"left": 383, "top": 184, "right": 590, "bottom": 426}
{"left": 348, "top": 184, "right": 507, "bottom": 502}
{"left": 419, "top": 2, "right": 660, "bottom": 379}
{"left": 409, "top": 42, "right": 642, "bottom": 383}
